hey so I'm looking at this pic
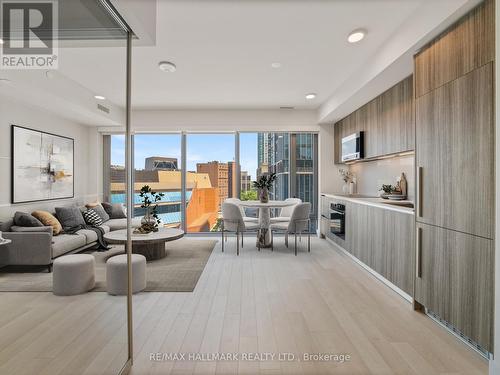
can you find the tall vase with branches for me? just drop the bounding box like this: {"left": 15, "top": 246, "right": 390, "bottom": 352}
{"left": 339, "top": 169, "right": 353, "bottom": 194}
{"left": 252, "top": 173, "right": 277, "bottom": 203}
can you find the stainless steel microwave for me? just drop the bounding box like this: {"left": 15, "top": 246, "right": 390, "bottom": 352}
{"left": 341, "top": 131, "right": 364, "bottom": 162}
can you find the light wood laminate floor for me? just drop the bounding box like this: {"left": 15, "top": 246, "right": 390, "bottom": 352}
{"left": 0, "top": 236, "right": 489, "bottom": 375}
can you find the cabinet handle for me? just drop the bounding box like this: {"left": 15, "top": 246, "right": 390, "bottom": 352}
{"left": 416, "top": 227, "right": 422, "bottom": 278}
{"left": 417, "top": 166, "right": 423, "bottom": 218}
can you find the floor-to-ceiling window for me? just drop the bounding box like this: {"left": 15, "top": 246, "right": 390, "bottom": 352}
{"left": 185, "top": 133, "right": 236, "bottom": 233}
{"left": 108, "top": 134, "right": 183, "bottom": 228}
{"left": 241, "top": 132, "right": 318, "bottom": 231}
{"left": 106, "top": 131, "right": 317, "bottom": 233}
{"left": 294, "top": 133, "right": 318, "bottom": 231}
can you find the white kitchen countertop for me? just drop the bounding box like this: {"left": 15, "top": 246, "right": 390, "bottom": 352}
{"left": 322, "top": 193, "right": 415, "bottom": 215}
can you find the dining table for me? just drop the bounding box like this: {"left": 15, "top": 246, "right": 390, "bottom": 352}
{"left": 238, "top": 200, "right": 296, "bottom": 248}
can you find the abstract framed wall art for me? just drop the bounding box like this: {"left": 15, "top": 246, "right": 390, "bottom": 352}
{"left": 11, "top": 125, "right": 74, "bottom": 203}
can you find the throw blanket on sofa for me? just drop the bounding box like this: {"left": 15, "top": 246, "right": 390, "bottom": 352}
{"left": 64, "top": 225, "right": 111, "bottom": 251}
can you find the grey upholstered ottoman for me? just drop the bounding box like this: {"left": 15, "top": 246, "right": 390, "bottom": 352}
{"left": 53, "top": 254, "right": 95, "bottom": 296}
{"left": 106, "top": 254, "right": 146, "bottom": 295}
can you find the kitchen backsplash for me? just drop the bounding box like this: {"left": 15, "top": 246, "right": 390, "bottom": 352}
{"left": 348, "top": 154, "right": 415, "bottom": 201}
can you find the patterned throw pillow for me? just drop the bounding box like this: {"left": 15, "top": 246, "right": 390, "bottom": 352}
{"left": 82, "top": 209, "right": 103, "bottom": 227}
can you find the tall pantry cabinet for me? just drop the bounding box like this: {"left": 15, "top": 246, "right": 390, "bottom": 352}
{"left": 413, "top": 0, "right": 494, "bottom": 353}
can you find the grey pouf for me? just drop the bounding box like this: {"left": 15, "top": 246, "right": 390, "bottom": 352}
{"left": 106, "top": 254, "right": 146, "bottom": 295}
{"left": 53, "top": 254, "right": 95, "bottom": 296}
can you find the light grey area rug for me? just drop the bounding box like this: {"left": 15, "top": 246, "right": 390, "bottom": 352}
{"left": 0, "top": 238, "right": 217, "bottom": 292}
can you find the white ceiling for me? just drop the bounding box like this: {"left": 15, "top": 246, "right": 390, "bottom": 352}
{"left": 0, "top": 0, "right": 481, "bottom": 125}
{"left": 59, "top": 0, "right": 426, "bottom": 110}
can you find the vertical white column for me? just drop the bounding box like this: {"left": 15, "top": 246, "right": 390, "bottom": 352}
{"left": 125, "top": 31, "right": 134, "bottom": 364}
{"left": 492, "top": 0, "right": 500, "bottom": 373}
{"left": 181, "top": 132, "right": 187, "bottom": 232}
{"left": 235, "top": 132, "right": 240, "bottom": 199}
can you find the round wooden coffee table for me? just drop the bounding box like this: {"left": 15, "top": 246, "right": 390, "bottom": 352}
{"left": 104, "top": 228, "right": 184, "bottom": 261}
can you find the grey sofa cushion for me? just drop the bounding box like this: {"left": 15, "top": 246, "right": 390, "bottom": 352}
{"left": 76, "top": 229, "right": 98, "bottom": 244}
{"left": 99, "top": 225, "right": 110, "bottom": 233}
{"left": 0, "top": 219, "right": 14, "bottom": 232}
{"left": 92, "top": 204, "right": 110, "bottom": 222}
{"left": 55, "top": 207, "right": 85, "bottom": 229}
{"left": 51, "top": 234, "right": 87, "bottom": 258}
{"left": 11, "top": 226, "right": 53, "bottom": 233}
{"left": 102, "top": 202, "right": 126, "bottom": 219}
{"left": 14, "top": 212, "right": 43, "bottom": 227}
{"left": 106, "top": 218, "right": 142, "bottom": 231}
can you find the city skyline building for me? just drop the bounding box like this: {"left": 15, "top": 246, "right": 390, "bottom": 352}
{"left": 196, "top": 161, "right": 230, "bottom": 211}
{"left": 227, "top": 161, "right": 238, "bottom": 199}
{"left": 256, "top": 132, "right": 317, "bottom": 230}
{"left": 240, "top": 171, "right": 251, "bottom": 193}
{"left": 145, "top": 156, "right": 178, "bottom": 171}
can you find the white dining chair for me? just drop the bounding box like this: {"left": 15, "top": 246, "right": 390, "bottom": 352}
{"left": 270, "top": 202, "right": 311, "bottom": 256}
{"left": 225, "top": 198, "right": 259, "bottom": 223}
{"left": 221, "top": 202, "right": 260, "bottom": 255}
{"left": 269, "top": 197, "right": 302, "bottom": 224}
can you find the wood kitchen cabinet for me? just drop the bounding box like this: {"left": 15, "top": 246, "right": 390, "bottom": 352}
{"left": 333, "top": 121, "right": 342, "bottom": 164}
{"left": 414, "top": 222, "right": 494, "bottom": 352}
{"left": 334, "top": 75, "right": 414, "bottom": 163}
{"left": 414, "top": 0, "right": 494, "bottom": 98}
{"left": 380, "top": 77, "right": 414, "bottom": 154}
{"left": 415, "top": 62, "right": 494, "bottom": 239}
{"left": 346, "top": 202, "right": 414, "bottom": 296}
{"left": 412, "top": 0, "right": 495, "bottom": 355}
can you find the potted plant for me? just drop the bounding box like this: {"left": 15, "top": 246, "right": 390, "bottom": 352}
{"left": 379, "top": 184, "right": 395, "bottom": 199}
{"left": 137, "top": 185, "right": 165, "bottom": 233}
{"left": 252, "top": 173, "right": 276, "bottom": 203}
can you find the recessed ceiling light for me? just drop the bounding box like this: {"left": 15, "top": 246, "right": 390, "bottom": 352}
{"left": 94, "top": 95, "right": 106, "bottom": 100}
{"left": 305, "top": 93, "right": 317, "bottom": 100}
{"left": 348, "top": 29, "right": 366, "bottom": 43}
{"left": 271, "top": 62, "right": 282, "bottom": 69}
{"left": 158, "top": 61, "right": 176, "bottom": 72}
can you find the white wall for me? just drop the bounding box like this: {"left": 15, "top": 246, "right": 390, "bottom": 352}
{"left": 348, "top": 155, "right": 415, "bottom": 201}
{"left": 319, "top": 123, "right": 342, "bottom": 195}
{"left": 0, "top": 94, "right": 103, "bottom": 221}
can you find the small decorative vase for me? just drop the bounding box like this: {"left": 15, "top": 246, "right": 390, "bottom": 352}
{"left": 342, "top": 183, "right": 349, "bottom": 194}
{"left": 259, "top": 187, "right": 269, "bottom": 203}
